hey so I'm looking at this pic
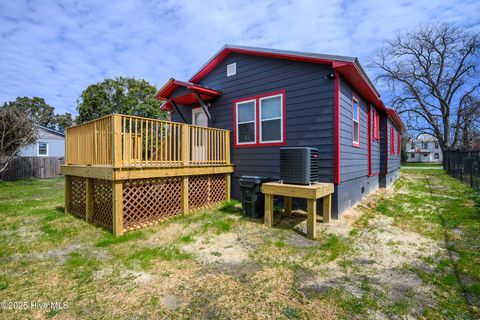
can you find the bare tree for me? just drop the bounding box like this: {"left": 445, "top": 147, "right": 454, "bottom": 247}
{"left": 371, "top": 24, "right": 480, "bottom": 152}
{"left": 0, "top": 106, "right": 37, "bottom": 173}
{"left": 460, "top": 96, "right": 480, "bottom": 150}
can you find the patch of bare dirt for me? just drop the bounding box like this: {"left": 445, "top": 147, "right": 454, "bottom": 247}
{"left": 181, "top": 232, "right": 250, "bottom": 267}
{"left": 300, "top": 191, "right": 445, "bottom": 317}
{"left": 143, "top": 222, "right": 187, "bottom": 245}
{"left": 31, "top": 244, "right": 83, "bottom": 263}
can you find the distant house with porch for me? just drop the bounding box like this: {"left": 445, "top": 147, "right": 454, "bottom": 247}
{"left": 406, "top": 134, "right": 443, "bottom": 163}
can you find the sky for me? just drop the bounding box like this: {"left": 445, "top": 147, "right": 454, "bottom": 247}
{"left": 1, "top": 0, "right": 479, "bottom": 116}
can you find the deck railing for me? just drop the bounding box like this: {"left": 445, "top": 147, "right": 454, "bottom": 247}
{"left": 65, "top": 114, "right": 230, "bottom": 167}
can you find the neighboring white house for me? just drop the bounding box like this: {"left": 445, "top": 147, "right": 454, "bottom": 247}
{"left": 19, "top": 125, "right": 65, "bottom": 157}
{"left": 406, "top": 133, "right": 443, "bottom": 163}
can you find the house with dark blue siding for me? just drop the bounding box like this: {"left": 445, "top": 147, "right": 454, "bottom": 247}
{"left": 156, "top": 45, "right": 405, "bottom": 218}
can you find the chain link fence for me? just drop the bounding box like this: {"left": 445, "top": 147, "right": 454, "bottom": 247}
{"left": 444, "top": 150, "right": 480, "bottom": 190}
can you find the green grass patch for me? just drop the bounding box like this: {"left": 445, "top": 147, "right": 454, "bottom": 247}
{"left": 40, "top": 222, "right": 76, "bottom": 242}
{"left": 283, "top": 307, "right": 301, "bottom": 319}
{"left": 219, "top": 199, "right": 241, "bottom": 212}
{"left": 319, "top": 234, "right": 350, "bottom": 261}
{"left": 401, "top": 162, "right": 443, "bottom": 167}
{"left": 303, "top": 234, "right": 351, "bottom": 263}
{"left": 179, "top": 235, "right": 195, "bottom": 244}
{"left": 63, "top": 251, "right": 100, "bottom": 282}
{"left": 0, "top": 275, "right": 9, "bottom": 291}
{"left": 126, "top": 246, "right": 191, "bottom": 269}
{"left": 95, "top": 231, "right": 147, "bottom": 247}
{"left": 201, "top": 217, "right": 235, "bottom": 234}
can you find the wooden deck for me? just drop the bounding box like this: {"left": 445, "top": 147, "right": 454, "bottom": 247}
{"left": 61, "top": 114, "right": 233, "bottom": 235}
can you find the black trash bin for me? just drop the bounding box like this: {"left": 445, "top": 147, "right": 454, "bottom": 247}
{"left": 238, "top": 176, "right": 271, "bottom": 218}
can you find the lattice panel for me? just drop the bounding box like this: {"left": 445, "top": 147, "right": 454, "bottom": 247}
{"left": 189, "top": 174, "right": 227, "bottom": 211}
{"left": 210, "top": 174, "right": 227, "bottom": 204}
{"left": 70, "top": 176, "right": 86, "bottom": 219}
{"left": 122, "top": 177, "right": 182, "bottom": 231}
{"left": 92, "top": 179, "right": 113, "bottom": 230}
{"left": 189, "top": 175, "right": 209, "bottom": 211}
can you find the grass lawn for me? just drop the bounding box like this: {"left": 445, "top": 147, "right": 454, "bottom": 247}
{"left": 401, "top": 162, "right": 443, "bottom": 167}
{"left": 0, "top": 171, "right": 479, "bottom": 319}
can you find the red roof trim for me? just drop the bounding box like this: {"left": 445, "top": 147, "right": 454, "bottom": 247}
{"left": 155, "top": 78, "right": 221, "bottom": 100}
{"left": 386, "top": 108, "right": 406, "bottom": 132}
{"left": 185, "top": 46, "right": 405, "bottom": 132}
{"left": 189, "top": 47, "right": 333, "bottom": 83}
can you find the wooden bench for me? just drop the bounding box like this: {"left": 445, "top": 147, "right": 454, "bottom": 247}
{"left": 261, "top": 182, "right": 334, "bottom": 239}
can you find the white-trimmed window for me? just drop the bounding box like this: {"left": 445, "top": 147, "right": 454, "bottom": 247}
{"left": 37, "top": 142, "right": 48, "bottom": 156}
{"left": 352, "top": 98, "right": 360, "bottom": 147}
{"left": 235, "top": 100, "right": 256, "bottom": 144}
{"left": 260, "top": 94, "right": 283, "bottom": 143}
{"left": 233, "top": 90, "right": 286, "bottom": 147}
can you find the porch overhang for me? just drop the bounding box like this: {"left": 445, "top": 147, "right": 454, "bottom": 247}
{"left": 155, "top": 78, "right": 222, "bottom": 111}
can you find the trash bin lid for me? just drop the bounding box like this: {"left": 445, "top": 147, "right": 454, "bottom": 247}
{"left": 238, "top": 175, "right": 272, "bottom": 187}
{"left": 239, "top": 175, "right": 271, "bottom": 183}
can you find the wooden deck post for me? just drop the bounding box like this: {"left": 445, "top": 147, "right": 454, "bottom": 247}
{"left": 226, "top": 174, "right": 231, "bottom": 201}
{"left": 64, "top": 175, "right": 72, "bottom": 214}
{"left": 225, "top": 131, "right": 231, "bottom": 164}
{"left": 112, "top": 114, "right": 123, "bottom": 167}
{"left": 181, "top": 176, "right": 189, "bottom": 214}
{"left": 322, "top": 194, "right": 332, "bottom": 223}
{"left": 65, "top": 129, "right": 69, "bottom": 164}
{"left": 306, "top": 199, "right": 317, "bottom": 240}
{"left": 182, "top": 124, "right": 190, "bottom": 166}
{"left": 85, "top": 178, "right": 94, "bottom": 222}
{"left": 112, "top": 180, "right": 123, "bottom": 236}
{"left": 264, "top": 194, "right": 274, "bottom": 227}
{"left": 284, "top": 196, "right": 292, "bottom": 215}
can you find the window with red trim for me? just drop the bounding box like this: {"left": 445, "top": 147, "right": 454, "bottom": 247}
{"left": 233, "top": 90, "right": 286, "bottom": 147}
{"left": 397, "top": 131, "right": 401, "bottom": 155}
{"left": 372, "top": 108, "right": 380, "bottom": 142}
{"left": 235, "top": 99, "right": 256, "bottom": 145}
{"left": 374, "top": 111, "right": 380, "bottom": 141}
{"left": 390, "top": 126, "right": 394, "bottom": 155}
{"left": 352, "top": 98, "right": 360, "bottom": 147}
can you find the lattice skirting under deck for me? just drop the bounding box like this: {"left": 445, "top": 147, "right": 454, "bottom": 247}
{"left": 92, "top": 179, "right": 113, "bottom": 230}
{"left": 189, "top": 174, "right": 227, "bottom": 211}
{"left": 70, "top": 176, "right": 86, "bottom": 219}
{"left": 122, "top": 177, "right": 183, "bottom": 231}
{"left": 66, "top": 173, "right": 229, "bottom": 233}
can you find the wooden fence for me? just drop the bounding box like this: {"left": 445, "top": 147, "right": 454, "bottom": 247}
{"left": 0, "top": 157, "right": 64, "bottom": 180}
{"left": 66, "top": 114, "right": 230, "bottom": 167}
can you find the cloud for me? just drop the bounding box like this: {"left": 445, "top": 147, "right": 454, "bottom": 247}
{"left": 0, "top": 0, "right": 479, "bottom": 115}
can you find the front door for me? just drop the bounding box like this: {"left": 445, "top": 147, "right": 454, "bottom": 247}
{"left": 192, "top": 108, "right": 208, "bottom": 127}
{"left": 192, "top": 108, "right": 208, "bottom": 161}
